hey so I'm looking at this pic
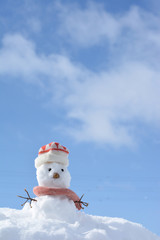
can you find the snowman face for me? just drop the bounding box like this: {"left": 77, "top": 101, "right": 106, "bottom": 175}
{"left": 36, "top": 162, "right": 71, "bottom": 188}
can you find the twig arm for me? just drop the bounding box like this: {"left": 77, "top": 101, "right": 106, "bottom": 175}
{"left": 17, "top": 189, "right": 37, "bottom": 208}
{"left": 74, "top": 194, "right": 89, "bottom": 209}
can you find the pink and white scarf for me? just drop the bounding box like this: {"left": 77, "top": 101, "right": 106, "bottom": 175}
{"left": 33, "top": 186, "right": 82, "bottom": 210}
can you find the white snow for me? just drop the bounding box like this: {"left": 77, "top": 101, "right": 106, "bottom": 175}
{"left": 0, "top": 195, "right": 159, "bottom": 240}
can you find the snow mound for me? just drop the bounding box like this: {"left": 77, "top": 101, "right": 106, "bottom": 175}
{"left": 0, "top": 196, "right": 159, "bottom": 240}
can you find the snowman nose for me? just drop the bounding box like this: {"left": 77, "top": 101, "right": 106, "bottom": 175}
{"left": 53, "top": 172, "right": 60, "bottom": 179}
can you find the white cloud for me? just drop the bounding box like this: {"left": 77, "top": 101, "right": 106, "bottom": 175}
{"left": 58, "top": 3, "right": 160, "bottom": 52}
{"left": 0, "top": 3, "right": 160, "bottom": 147}
{"left": 0, "top": 34, "right": 83, "bottom": 85}
{"left": 57, "top": 2, "right": 120, "bottom": 46}
{"left": 64, "top": 62, "right": 160, "bottom": 146}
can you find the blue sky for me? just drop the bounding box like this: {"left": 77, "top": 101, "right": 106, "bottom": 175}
{"left": 0, "top": 0, "right": 160, "bottom": 236}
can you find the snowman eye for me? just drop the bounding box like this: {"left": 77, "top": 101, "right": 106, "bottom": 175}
{"left": 48, "top": 168, "right": 52, "bottom": 172}
{"left": 61, "top": 169, "right": 64, "bottom": 172}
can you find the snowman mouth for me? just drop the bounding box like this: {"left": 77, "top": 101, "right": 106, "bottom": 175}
{"left": 53, "top": 173, "right": 60, "bottom": 179}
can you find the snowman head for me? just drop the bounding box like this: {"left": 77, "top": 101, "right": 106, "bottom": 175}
{"left": 35, "top": 142, "right": 71, "bottom": 188}
{"left": 36, "top": 162, "right": 71, "bottom": 188}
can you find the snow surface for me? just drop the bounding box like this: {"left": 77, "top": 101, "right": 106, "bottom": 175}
{"left": 0, "top": 195, "right": 159, "bottom": 240}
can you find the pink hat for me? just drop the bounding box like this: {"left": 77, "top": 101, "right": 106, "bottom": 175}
{"left": 35, "top": 142, "right": 69, "bottom": 168}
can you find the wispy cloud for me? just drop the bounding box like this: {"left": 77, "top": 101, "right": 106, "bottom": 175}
{"left": 0, "top": 3, "right": 160, "bottom": 147}
{"left": 57, "top": 3, "right": 160, "bottom": 51}
{"left": 0, "top": 34, "right": 83, "bottom": 85}
{"left": 57, "top": 2, "right": 120, "bottom": 46}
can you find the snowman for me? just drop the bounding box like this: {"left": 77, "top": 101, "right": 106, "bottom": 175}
{"left": 32, "top": 141, "right": 83, "bottom": 216}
